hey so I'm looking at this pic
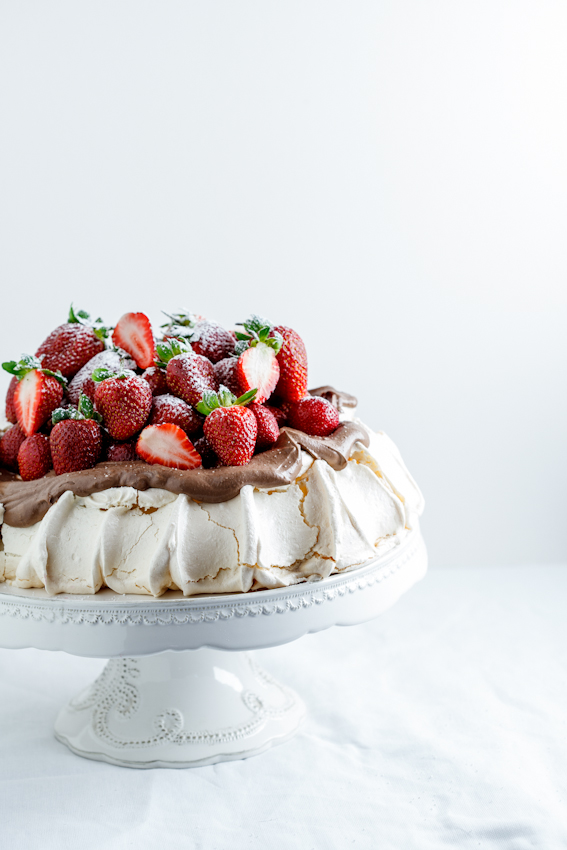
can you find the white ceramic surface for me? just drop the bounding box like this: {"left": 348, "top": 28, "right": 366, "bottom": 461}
{"left": 0, "top": 527, "right": 427, "bottom": 768}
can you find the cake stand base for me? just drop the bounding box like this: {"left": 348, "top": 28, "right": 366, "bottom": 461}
{"left": 54, "top": 649, "right": 305, "bottom": 768}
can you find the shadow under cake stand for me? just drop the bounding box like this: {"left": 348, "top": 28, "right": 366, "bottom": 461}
{"left": 0, "top": 528, "right": 427, "bottom": 769}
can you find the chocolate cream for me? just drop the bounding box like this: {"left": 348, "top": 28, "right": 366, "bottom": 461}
{"left": 0, "top": 388, "right": 368, "bottom": 528}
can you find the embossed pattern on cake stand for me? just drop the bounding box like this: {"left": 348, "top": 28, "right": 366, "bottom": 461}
{"left": 0, "top": 527, "right": 427, "bottom": 768}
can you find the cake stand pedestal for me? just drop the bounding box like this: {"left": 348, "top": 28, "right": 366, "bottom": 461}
{"left": 0, "top": 529, "right": 427, "bottom": 769}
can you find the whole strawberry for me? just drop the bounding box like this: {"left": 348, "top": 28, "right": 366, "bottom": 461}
{"left": 50, "top": 395, "right": 103, "bottom": 474}
{"left": 112, "top": 312, "right": 156, "bottom": 369}
{"left": 213, "top": 357, "right": 241, "bottom": 396}
{"left": 249, "top": 402, "right": 280, "bottom": 450}
{"left": 5, "top": 376, "right": 18, "bottom": 424}
{"left": 142, "top": 365, "right": 168, "bottom": 396}
{"left": 264, "top": 403, "right": 288, "bottom": 427}
{"left": 2, "top": 354, "right": 66, "bottom": 436}
{"left": 18, "top": 434, "right": 53, "bottom": 481}
{"left": 106, "top": 439, "right": 138, "bottom": 462}
{"left": 35, "top": 306, "right": 107, "bottom": 378}
{"left": 288, "top": 396, "right": 339, "bottom": 437}
{"left": 157, "top": 339, "right": 218, "bottom": 407}
{"left": 197, "top": 386, "right": 258, "bottom": 466}
{"left": 193, "top": 435, "right": 220, "bottom": 469}
{"left": 93, "top": 368, "right": 153, "bottom": 440}
{"left": 68, "top": 349, "right": 136, "bottom": 406}
{"left": 0, "top": 424, "right": 27, "bottom": 471}
{"left": 273, "top": 325, "right": 308, "bottom": 402}
{"left": 149, "top": 394, "right": 203, "bottom": 435}
{"left": 234, "top": 315, "right": 283, "bottom": 404}
{"left": 191, "top": 321, "right": 235, "bottom": 363}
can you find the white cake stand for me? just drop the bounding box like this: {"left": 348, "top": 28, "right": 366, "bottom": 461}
{"left": 0, "top": 528, "right": 427, "bottom": 769}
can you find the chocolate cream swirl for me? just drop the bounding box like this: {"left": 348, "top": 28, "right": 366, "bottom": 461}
{"left": 0, "top": 389, "right": 368, "bottom": 528}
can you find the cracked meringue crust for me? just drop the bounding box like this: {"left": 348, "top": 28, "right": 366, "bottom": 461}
{"left": 0, "top": 388, "right": 425, "bottom": 597}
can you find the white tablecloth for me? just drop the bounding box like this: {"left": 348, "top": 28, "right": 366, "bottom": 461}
{"left": 1, "top": 565, "right": 566, "bottom": 849}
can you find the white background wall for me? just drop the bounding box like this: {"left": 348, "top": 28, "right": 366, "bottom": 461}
{"left": 0, "top": 1, "right": 565, "bottom": 567}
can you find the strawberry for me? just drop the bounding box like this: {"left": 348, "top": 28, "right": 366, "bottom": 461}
{"left": 264, "top": 403, "right": 287, "bottom": 427}
{"left": 17, "top": 434, "right": 53, "bottom": 481}
{"left": 2, "top": 355, "right": 66, "bottom": 436}
{"left": 5, "top": 376, "right": 18, "bottom": 423}
{"left": 93, "top": 368, "right": 153, "bottom": 440}
{"left": 106, "top": 439, "right": 138, "bottom": 462}
{"left": 50, "top": 395, "right": 103, "bottom": 474}
{"left": 157, "top": 339, "right": 218, "bottom": 407}
{"left": 272, "top": 325, "right": 308, "bottom": 403}
{"left": 0, "top": 424, "right": 27, "bottom": 471}
{"left": 191, "top": 321, "right": 235, "bottom": 363}
{"left": 193, "top": 434, "right": 220, "bottom": 469}
{"left": 213, "top": 357, "right": 240, "bottom": 396}
{"left": 288, "top": 396, "right": 339, "bottom": 437}
{"left": 249, "top": 402, "right": 280, "bottom": 450}
{"left": 160, "top": 310, "right": 199, "bottom": 343}
{"left": 142, "top": 365, "right": 168, "bottom": 396}
{"left": 197, "top": 387, "right": 258, "bottom": 466}
{"left": 112, "top": 312, "right": 155, "bottom": 369}
{"left": 35, "top": 306, "right": 107, "bottom": 378}
{"left": 67, "top": 349, "right": 136, "bottom": 406}
{"left": 149, "top": 394, "right": 203, "bottom": 435}
{"left": 234, "top": 316, "right": 283, "bottom": 404}
{"left": 136, "top": 423, "right": 202, "bottom": 470}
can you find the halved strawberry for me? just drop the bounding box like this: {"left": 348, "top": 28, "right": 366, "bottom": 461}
{"left": 237, "top": 344, "right": 280, "bottom": 404}
{"left": 3, "top": 355, "right": 66, "bottom": 436}
{"left": 234, "top": 315, "right": 282, "bottom": 404}
{"left": 136, "top": 423, "right": 202, "bottom": 470}
{"left": 112, "top": 312, "right": 156, "bottom": 369}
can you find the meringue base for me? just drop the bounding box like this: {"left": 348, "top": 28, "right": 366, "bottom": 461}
{"left": 54, "top": 649, "right": 306, "bottom": 769}
{"left": 0, "top": 427, "right": 424, "bottom": 597}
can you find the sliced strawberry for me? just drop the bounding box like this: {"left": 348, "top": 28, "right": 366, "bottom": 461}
{"left": 15, "top": 370, "right": 64, "bottom": 436}
{"left": 236, "top": 344, "right": 280, "bottom": 404}
{"left": 18, "top": 434, "right": 53, "bottom": 481}
{"left": 112, "top": 312, "right": 156, "bottom": 369}
{"left": 136, "top": 423, "right": 202, "bottom": 470}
